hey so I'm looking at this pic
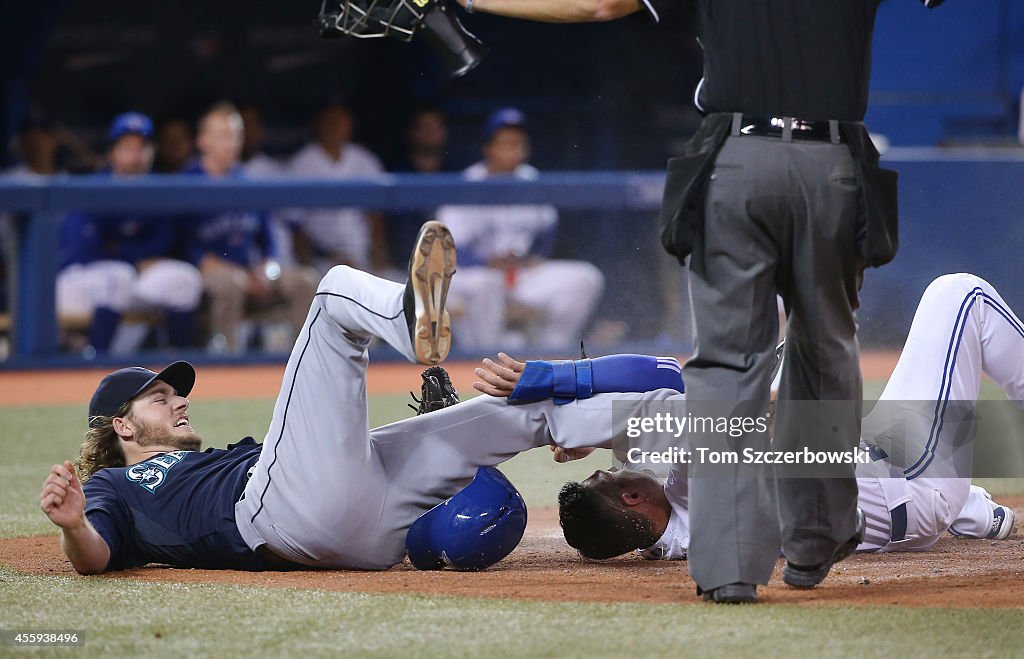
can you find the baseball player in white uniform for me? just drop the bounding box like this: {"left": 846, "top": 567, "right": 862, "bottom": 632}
{"left": 286, "top": 104, "right": 388, "bottom": 274}
{"left": 56, "top": 112, "right": 202, "bottom": 353}
{"left": 538, "top": 273, "right": 1018, "bottom": 562}
{"left": 436, "top": 108, "right": 604, "bottom": 351}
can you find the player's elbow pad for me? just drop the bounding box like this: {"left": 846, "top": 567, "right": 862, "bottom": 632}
{"left": 508, "top": 354, "right": 684, "bottom": 405}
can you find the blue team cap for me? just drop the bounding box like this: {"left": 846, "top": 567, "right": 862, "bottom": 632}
{"left": 483, "top": 108, "right": 527, "bottom": 141}
{"left": 108, "top": 112, "right": 154, "bottom": 143}
{"left": 88, "top": 361, "right": 195, "bottom": 427}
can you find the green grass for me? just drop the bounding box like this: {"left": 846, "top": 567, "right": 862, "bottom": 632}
{"left": 2, "top": 386, "right": 1023, "bottom": 657}
{"left": 1, "top": 564, "right": 1022, "bottom": 658}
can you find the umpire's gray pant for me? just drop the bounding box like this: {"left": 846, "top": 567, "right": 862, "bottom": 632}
{"left": 680, "top": 133, "right": 864, "bottom": 591}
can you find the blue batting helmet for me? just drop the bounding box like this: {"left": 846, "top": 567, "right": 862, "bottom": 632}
{"left": 406, "top": 467, "right": 528, "bottom": 571}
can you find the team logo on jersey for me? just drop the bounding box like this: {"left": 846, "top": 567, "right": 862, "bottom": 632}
{"left": 125, "top": 451, "right": 189, "bottom": 493}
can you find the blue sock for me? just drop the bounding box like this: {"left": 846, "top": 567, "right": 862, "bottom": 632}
{"left": 166, "top": 310, "right": 197, "bottom": 348}
{"left": 88, "top": 307, "right": 122, "bottom": 352}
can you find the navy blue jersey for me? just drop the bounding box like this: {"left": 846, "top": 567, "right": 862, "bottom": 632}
{"left": 82, "top": 438, "right": 274, "bottom": 571}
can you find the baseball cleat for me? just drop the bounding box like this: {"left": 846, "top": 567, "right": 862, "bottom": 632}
{"left": 699, "top": 582, "right": 758, "bottom": 604}
{"left": 404, "top": 220, "right": 456, "bottom": 365}
{"left": 783, "top": 507, "right": 865, "bottom": 589}
{"left": 987, "top": 505, "right": 1015, "bottom": 540}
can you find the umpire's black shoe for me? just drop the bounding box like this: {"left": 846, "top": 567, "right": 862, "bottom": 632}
{"left": 403, "top": 220, "right": 456, "bottom": 365}
{"left": 782, "top": 507, "right": 866, "bottom": 589}
{"left": 698, "top": 582, "right": 758, "bottom": 604}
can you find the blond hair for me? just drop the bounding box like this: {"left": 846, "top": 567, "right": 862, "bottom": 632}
{"left": 199, "top": 101, "right": 242, "bottom": 132}
{"left": 75, "top": 401, "right": 131, "bottom": 484}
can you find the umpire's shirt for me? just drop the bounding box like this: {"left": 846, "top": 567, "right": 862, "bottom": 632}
{"left": 646, "top": 0, "right": 945, "bottom": 594}
{"left": 653, "top": 0, "right": 943, "bottom": 267}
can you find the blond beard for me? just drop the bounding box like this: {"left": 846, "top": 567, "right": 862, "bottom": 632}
{"left": 133, "top": 417, "right": 203, "bottom": 452}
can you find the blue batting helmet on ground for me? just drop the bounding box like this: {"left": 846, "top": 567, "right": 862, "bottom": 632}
{"left": 406, "top": 467, "right": 528, "bottom": 571}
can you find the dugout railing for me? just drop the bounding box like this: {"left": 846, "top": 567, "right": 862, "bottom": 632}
{"left": 2, "top": 155, "right": 1024, "bottom": 368}
{"left": 0, "top": 172, "right": 666, "bottom": 367}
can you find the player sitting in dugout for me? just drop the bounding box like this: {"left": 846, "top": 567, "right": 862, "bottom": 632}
{"left": 477, "top": 272, "right": 1016, "bottom": 561}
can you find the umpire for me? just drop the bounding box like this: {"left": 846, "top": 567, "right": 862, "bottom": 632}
{"left": 455, "top": 0, "right": 945, "bottom": 602}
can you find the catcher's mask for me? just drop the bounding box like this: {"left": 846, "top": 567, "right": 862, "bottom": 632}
{"left": 318, "top": 0, "right": 486, "bottom": 77}
{"left": 406, "top": 467, "right": 527, "bottom": 571}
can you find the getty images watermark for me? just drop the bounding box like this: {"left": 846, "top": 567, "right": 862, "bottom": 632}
{"left": 611, "top": 398, "right": 1024, "bottom": 479}
{"left": 624, "top": 410, "right": 871, "bottom": 465}
{"left": 624, "top": 445, "right": 873, "bottom": 466}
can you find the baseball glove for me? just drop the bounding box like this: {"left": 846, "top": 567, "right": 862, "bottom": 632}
{"left": 409, "top": 365, "right": 460, "bottom": 415}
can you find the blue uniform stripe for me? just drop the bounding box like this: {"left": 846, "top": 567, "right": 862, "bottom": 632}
{"left": 905, "top": 287, "right": 1024, "bottom": 479}
{"left": 904, "top": 287, "right": 981, "bottom": 479}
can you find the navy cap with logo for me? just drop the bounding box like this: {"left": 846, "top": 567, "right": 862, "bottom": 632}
{"left": 88, "top": 361, "right": 195, "bottom": 428}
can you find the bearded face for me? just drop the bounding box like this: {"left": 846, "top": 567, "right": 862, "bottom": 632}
{"left": 131, "top": 414, "right": 203, "bottom": 453}
{"left": 122, "top": 381, "right": 203, "bottom": 453}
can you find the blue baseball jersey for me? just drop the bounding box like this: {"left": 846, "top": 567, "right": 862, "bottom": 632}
{"left": 82, "top": 438, "right": 274, "bottom": 571}
{"left": 59, "top": 171, "right": 176, "bottom": 269}
{"left": 60, "top": 212, "right": 177, "bottom": 269}
{"left": 180, "top": 162, "right": 277, "bottom": 267}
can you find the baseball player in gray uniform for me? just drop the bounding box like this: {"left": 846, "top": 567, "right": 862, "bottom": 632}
{"left": 543, "top": 273, "right": 1018, "bottom": 562}
{"left": 41, "top": 221, "right": 681, "bottom": 573}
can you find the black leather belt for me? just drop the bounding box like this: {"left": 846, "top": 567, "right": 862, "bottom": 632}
{"left": 734, "top": 113, "right": 845, "bottom": 144}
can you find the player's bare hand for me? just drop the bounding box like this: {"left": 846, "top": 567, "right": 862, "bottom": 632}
{"left": 40, "top": 461, "right": 86, "bottom": 531}
{"left": 550, "top": 446, "right": 596, "bottom": 463}
{"left": 473, "top": 352, "right": 525, "bottom": 397}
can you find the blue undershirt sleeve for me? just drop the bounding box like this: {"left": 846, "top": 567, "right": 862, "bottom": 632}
{"left": 509, "top": 354, "right": 684, "bottom": 404}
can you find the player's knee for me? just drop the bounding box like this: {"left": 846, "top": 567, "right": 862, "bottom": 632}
{"left": 318, "top": 264, "right": 357, "bottom": 294}
{"left": 563, "top": 262, "right": 605, "bottom": 305}
{"left": 924, "top": 273, "right": 990, "bottom": 301}
{"left": 104, "top": 262, "right": 138, "bottom": 310}
{"left": 140, "top": 262, "right": 203, "bottom": 311}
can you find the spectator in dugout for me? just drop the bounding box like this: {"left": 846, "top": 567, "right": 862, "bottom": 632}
{"left": 153, "top": 116, "right": 194, "bottom": 174}
{"left": 437, "top": 108, "right": 605, "bottom": 351}
{"left": 182, "top": 101, "right": 317, "bottom": 353}
{"left": 56, "top": 112, "right": 202, "bottom": 354}
{"left": 238, "top": 104, "right": 283, "bottom": 178}
{"left": 386, "top": 106, "right": 453, "bottom": 267}
{"left": 285, "top": 103, "right": 390, "bottom": 275}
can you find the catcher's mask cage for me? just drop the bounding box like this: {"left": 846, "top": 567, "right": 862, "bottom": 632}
{"left": 319, "top": 0, "right": 430, "bottom": 41}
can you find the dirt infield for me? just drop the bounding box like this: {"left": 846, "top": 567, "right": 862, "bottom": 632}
{"left": 5, "top": 498, "right": 1021, "bottom": 608}
{"left": 0, "top": 352, "right": 903, "bottom": 408}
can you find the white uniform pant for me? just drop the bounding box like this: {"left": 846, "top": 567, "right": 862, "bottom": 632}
{"left": 234, "top": 264, "right": 674, "bottom": 569}
{"left": 56, "top": 260, "right": 202, "bottom": 315}
{"left": 448, "top": 260, "right": 604, "bottom": 351}
{"left": 856, "top": 273, "right": 1024, "bottom": 551}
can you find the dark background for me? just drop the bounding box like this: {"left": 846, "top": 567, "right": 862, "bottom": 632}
{"left": 4, "top": 1, "right": 1022, "bottom": 171}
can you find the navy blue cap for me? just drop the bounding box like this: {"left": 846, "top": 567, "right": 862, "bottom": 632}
{"left": 108, "top": 112, "right": 154, "bottom": 143}
{"left": 88, "top": 361, "right": 195, "bottom": 428}
{"left": 483, "top": 108, "right": 527, "bottom": 141}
